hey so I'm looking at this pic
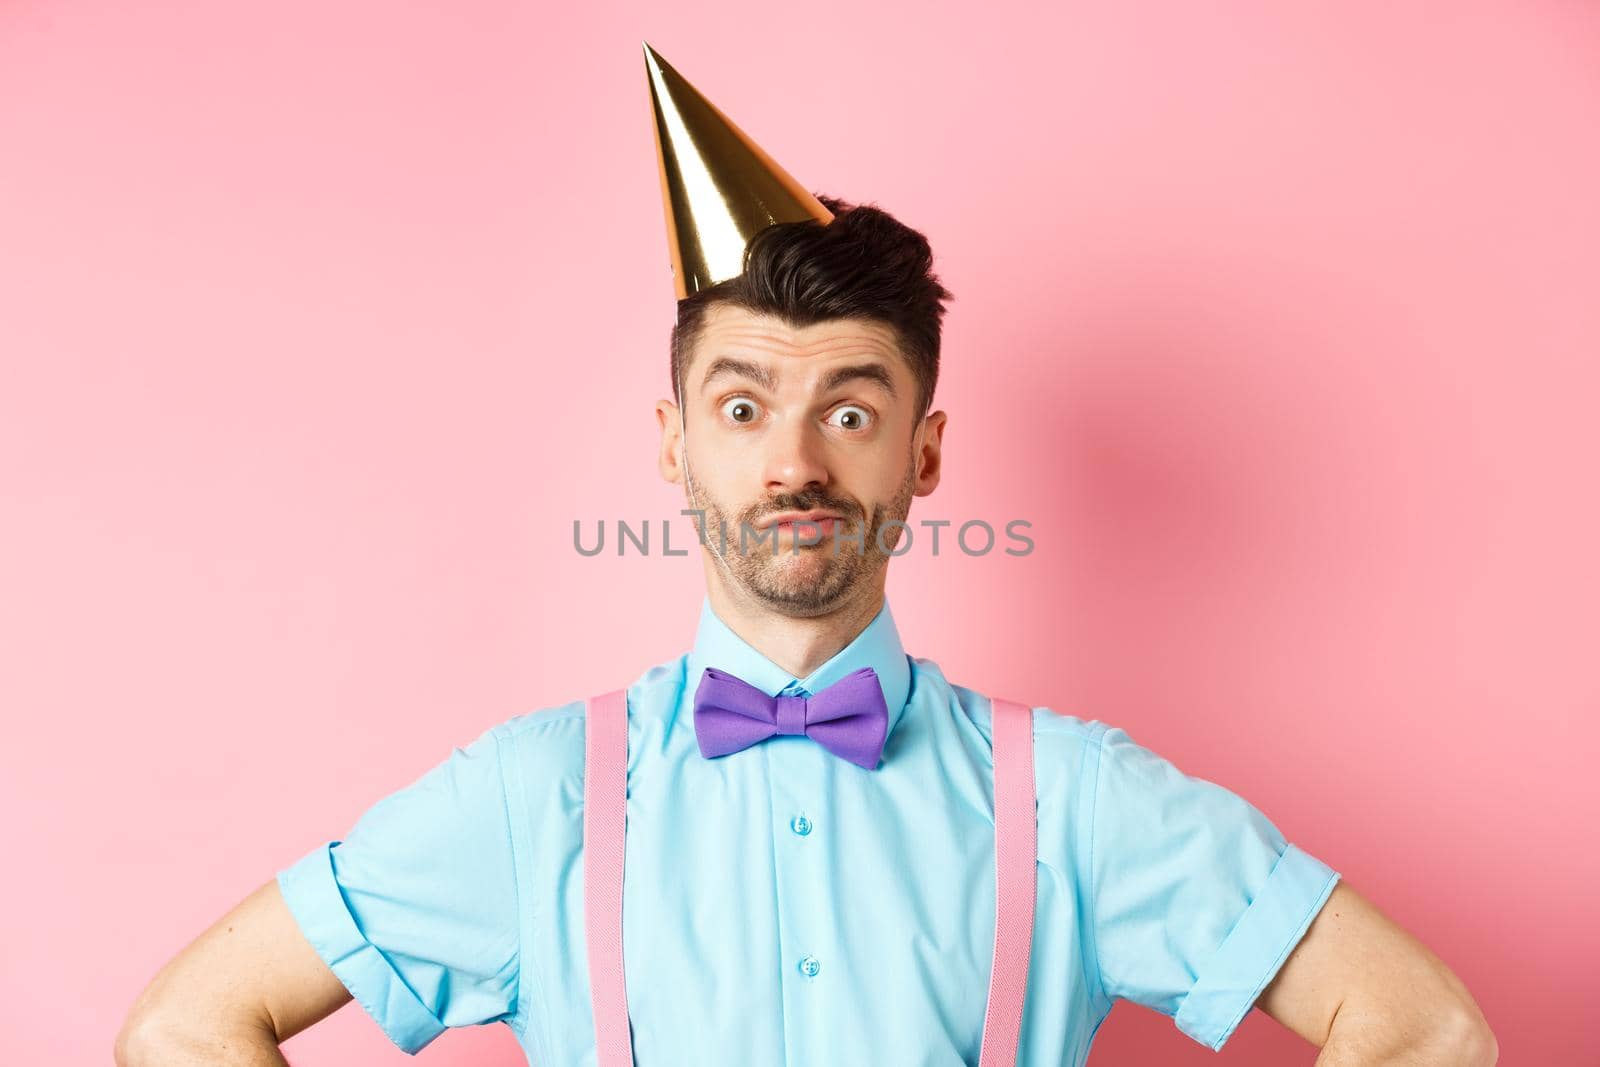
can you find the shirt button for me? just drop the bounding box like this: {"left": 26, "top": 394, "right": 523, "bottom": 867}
{"left": 798, "top": 955, "right": 821, "bottom": 978}
{"left": 790, "top": 814, "right": 812, "bottom": 836}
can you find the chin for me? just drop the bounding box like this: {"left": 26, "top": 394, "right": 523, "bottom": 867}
{"left": 743, "top": 556, "right": 857, "bottom": 608}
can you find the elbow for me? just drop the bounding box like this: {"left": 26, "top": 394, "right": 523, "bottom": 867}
{"left": 1474, "top": 1029, "right": 1501, "bottom": 1067}
{"left": 1328, "top": 992, "right": 1499, "bottom": 1066}
{"left": 114, "top": 1010, "right": 238, "bottom": 1067}
{"left": 114, "top": 1008, "right": 172, "bottom": 1067}
{"left": 1437, "top": 1005, "right": 1499, "bottom": 1067}
{"left": 115, "top": 1002, "right": 222, "bottom": 1067}
{"left": 116, "top": 996, "right": 282, "bottom": 1066}
{"left": 1461, "top": 1020, "right": 1500, "bottom": 1066}
{"left": 116, "top": 977, "right": 189, "bottom": 1067}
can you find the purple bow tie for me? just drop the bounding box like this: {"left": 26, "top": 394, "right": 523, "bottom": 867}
{"left": 693, "top": 666, "right": 889, "bottom": 770}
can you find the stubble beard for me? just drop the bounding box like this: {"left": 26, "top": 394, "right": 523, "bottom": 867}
{"left": 689, "top": 464, "right": 916, "bottom": 615}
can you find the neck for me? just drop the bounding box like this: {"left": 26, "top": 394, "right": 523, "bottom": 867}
{"left": 703, "top": 569, "right": 887, "bottom": 681}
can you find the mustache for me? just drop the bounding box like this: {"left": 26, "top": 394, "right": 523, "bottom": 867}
{"left": 742, "top": 493, "right": 862, "bottom": 524}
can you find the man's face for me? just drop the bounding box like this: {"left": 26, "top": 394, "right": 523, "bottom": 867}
{"left": 657, "top": 303, "right": 945, "bottom": 615}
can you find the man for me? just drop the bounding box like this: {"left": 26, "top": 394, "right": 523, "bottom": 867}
{"left": 116, "top": 44, "right": 1497, "bottom": 1066}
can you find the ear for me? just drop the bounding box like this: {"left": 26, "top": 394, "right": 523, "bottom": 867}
{"left": 913, "top": 409, "right": 947, "bottom": 497}
{"left": 656, "top": 398, "right": 684, "bottom": 486}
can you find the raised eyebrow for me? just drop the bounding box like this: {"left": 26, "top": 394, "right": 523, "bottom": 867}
{"left": 818, "top": 362, "right": 897, "bottom": 399}
{"left": 698, "top": 356, "right": 897, "bottom": 399}
{"left": 699, "top": 356, "right": 777, "bottom": 394}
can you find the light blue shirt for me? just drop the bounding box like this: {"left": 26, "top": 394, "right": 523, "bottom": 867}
{"left": 278, "top": 595, "right": 1340, "bottom": 1065}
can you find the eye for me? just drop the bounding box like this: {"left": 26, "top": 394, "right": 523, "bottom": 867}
{"left": 827, "top": 404, "right": 872, "bottom": 431}
{"left": 719, "top": 396, "right": 762, "bottom": 424}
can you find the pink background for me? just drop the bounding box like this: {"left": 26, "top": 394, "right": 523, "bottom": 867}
{"left": 2, "top": 2, "right": 1595, "bottom": 1063}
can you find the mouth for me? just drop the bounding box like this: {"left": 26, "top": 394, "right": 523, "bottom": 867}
{"left": 760, "top": 511, "right": 846, "bottom": 535}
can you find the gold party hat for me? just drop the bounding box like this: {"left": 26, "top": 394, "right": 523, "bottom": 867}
{"left": 644, "top": 42, "right": 834, "bottom": 300}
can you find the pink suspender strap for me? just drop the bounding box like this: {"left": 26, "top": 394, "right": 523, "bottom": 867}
{"left": 979, "top": 697, "right": 1039, "bottom": 1067}
{"left": 584, "top": 689, "right": 635, "bottom": 1067}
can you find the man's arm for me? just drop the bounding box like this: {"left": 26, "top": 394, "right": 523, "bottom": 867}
{"left": 1256, "top": 880, "right": 1498, "bottom": 1065}
{"left": 115, "top": 879, "right": 352, "bottom": 1067}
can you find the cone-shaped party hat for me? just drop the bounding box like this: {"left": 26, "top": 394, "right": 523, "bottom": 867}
{"left": 644, "top": 42, "right": 834, "bottom": 300}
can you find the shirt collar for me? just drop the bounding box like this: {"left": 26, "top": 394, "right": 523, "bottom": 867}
{"left": 684, "top": 593, "right": 914, "bottom": 744}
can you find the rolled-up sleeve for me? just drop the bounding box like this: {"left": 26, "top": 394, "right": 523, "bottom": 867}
{"left": 276, "top": 725, "right": 521, "bottom": 1054}
{"left": 1083, "top": 725, "right": 1340, "bottom": 1051}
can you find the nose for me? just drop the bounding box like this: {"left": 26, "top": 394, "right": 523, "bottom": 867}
{"left": 761, "top": 414, "right": 830, "bottom": 495}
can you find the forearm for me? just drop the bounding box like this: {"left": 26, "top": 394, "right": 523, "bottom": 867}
{"left": 1312, "top": 996, "right": 1498, "bottom": 1066}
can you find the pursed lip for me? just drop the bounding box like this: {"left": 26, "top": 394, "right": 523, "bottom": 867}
{"left": 758, "top": 510, "right": 845, "bottom": 530}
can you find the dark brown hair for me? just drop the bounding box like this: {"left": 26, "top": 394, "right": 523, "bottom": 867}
{"left": 670, "top": 194, "right": 953, "bottom": 418}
